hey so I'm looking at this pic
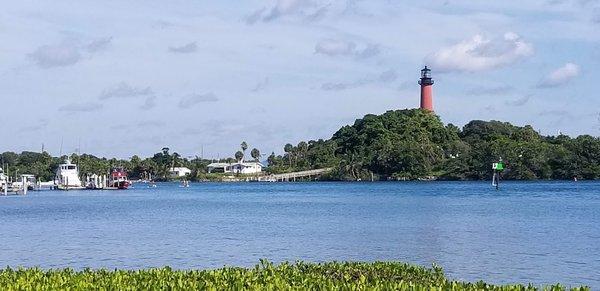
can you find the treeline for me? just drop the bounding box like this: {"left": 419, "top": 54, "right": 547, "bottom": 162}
{"left": 2, "top": 109, "right": 599, "bottom": 181}
{"left": 267, "top": 109, "right": 600, "bottom": 180}
{"left": 0, "top": 148, "right": 213, "bottom": 182}
{"left": 0, "top": 143, "right": 265, "bottom": 182}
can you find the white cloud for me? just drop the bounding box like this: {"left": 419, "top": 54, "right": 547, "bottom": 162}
{"left": 355, "top": 44, "right": 380, "bottom": 59}
{"left": 377, "top": 69, "right": 397, "bottom": 83}
{"left": 315, "top": 39, "right": 356, "bottom": 56}
{"left": 58, "top": 102, "right": 103, "bottom": 112}
{"left": 246, "top": 0, "right": 327, "bottom": 24}
{"left": 245, "top": 8, "right": 267, "bottom": 24}
{"left": 99, "top": 82, "right": 153, "bottom": 100}
{"left": 321, "top": 69, "right": 397, "bottom": 91}
{"left": 466, "top": 85, "right": 513, "bottom": 96}
{"left": 178, "top": 93, "right": 219, "bottom": 108}
{"left": 29, "top": 43, "right": 82, "bottom": 68}
{"left": 168, "top": 42, "right": 198, "bottom": 54}
{"left": 537, "top": 62, "right": 580, "bottom": 88}
{"left": 425, "top": 32, "right": 534, "bottom": 72}
{"left": 140, "top": 96, "right": 157, "bottom": 110}
{"left": 137, "top": 120, "right": 165, "bottom": 128}
{"left": 321, "top": 82, "right": 352, "bottom": 91}
{"left": 29, "top": 38, "right": 112, "bottom": 69}
{"left": 315, "top": 39, "right": 379, "bottom": 59}
{"left": 85, "top": 37, "right": 112, "bottom": 53}
{"left": 505, "top": 95, "right": 531, "bottom": 106}
{"left": 252, "top": 78, "right": 270, "bottom": 92}
{"left": 264, "top": 0, "right": 312, "bottom": 21}
{"left": 20, "top": 119, "right": 49, "bottom": 132}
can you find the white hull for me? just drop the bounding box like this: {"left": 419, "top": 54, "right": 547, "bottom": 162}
{"left": 55, "top": 184, "right": 86, "bottom": 190}
{"left": 55, "top": 159, "right": 83, "bottom": 190}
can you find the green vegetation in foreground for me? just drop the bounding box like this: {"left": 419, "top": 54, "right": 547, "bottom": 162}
{"left": 0, "top": 261, "right": 588, "bottom": 290}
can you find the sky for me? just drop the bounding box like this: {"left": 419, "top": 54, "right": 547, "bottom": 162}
{"left": 1, "top": 0, "right": 599, "bottom": 159}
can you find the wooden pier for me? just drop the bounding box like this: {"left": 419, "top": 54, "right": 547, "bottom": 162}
{"left": 258, "top": 168, "right": 333, "bottom": 182}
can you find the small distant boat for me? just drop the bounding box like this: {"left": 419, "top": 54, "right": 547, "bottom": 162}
{"left": 55, "top": 159, "right": 85, "bottom": 190}
{"left": 181, "top": 180, "right": 190, "bottom": 188}
{"left": 109, "top": 167, "right": 130, "bottom": 189}
{"left": 0, "top": 167, "right": 8, "bottom": 193}
{"left": 14, "top": 174, "right": 37, "bottom": 190}
{"left": 85, "top": 174, "right": 105, "bottom": 190}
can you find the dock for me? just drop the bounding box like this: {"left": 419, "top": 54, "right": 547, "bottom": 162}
{"left": 258, "top": 168, "right": 333, "bottom": 182}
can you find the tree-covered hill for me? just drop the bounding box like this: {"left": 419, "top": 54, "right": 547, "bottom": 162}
{"left": 267, "top": 109, "right": 600, "bottom": 181}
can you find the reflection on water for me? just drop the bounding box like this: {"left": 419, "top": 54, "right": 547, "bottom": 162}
{"left": 0, "top": 181, "right": 599, "bottom": 287}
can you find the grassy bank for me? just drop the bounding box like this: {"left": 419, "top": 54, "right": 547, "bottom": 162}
{"left": 0, "top": 260, "right": 588, "bottom": 290}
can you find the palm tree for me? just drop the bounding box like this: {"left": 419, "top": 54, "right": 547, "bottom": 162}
{"left": 172, "top": 152, "right": 181, "bottom": 168}
{"left": 250, "top": 148, "right": 260, "bottom": 162}
{"left": 241, "top": 141, "right": 248, "bottom": 161}
{"left": 267, "top": 152, "right": 276, "bottom": 167}
{"left": 297, "top": 141, "right": 308, "bottom": 167}
{"left": 249, "top": 148, "right": 262, "bottom": 179}
{"left": 284, "top": 143, "right": 293, "bottom": 167}
{"left": 234, "top": 151, "right": 244, "bottom": 162}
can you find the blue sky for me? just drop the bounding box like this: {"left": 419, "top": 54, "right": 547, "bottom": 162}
{"left": 1, "top": 0, "right": 599, "bottom": 159}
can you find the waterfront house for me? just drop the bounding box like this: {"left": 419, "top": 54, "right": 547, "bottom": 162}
{"left": 207, "top": 161, "right": 263, "bottom": 174}
{"left": 169, "top": 167, "right": 192, "bottom": 177}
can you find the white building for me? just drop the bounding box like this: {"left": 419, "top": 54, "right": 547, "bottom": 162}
{"left": 169, "top": 167, "right": 192, "bottom": 177}
{"left": 207, "top": 161, "right": 263, "bottom": 174}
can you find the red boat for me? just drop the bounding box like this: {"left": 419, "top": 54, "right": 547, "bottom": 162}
{"left": 110, "top": 168, "right": 130, "bottom": 189}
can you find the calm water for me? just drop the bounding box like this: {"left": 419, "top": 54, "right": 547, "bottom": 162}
{"left": 1, "top": 181, "right": 598, "bottom": 287}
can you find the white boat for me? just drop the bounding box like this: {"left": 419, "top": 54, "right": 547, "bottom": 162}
{"left": 12, "top": 174, "right": 37, "bottom": 191}
{"left": 0, "top": 167, "right": 7, "bottom": 192}
{"left": 180, "top": 180, "right": 190, "bottom": 188}
{"left": 55, "top": 159, "right": 84, "bottom": 190}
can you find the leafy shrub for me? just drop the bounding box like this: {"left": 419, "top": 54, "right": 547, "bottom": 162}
{"left": 0, "top": 260, "right": 589, "bottom": 290}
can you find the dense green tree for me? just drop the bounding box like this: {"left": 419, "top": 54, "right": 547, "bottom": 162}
{"left": 267, "top": 109, "right": 600, "bottom": 181}
{"left": 250, "top": 148, "right": 260, "bottom": 162}
{"left": 235, "top": 151, "right": 244, "bottom": 162}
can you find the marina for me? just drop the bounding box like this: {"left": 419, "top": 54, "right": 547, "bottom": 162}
{"left": 0, "top": 154, "right": 335, "bottom": 195}
{"left": 1, "top": 168, "right": 44, "bottom": 195}
{"left": 1, "top": 159, "right": 134, "bottom": 195}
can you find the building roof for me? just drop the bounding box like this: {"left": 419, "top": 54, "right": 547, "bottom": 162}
{"left": 207, "top": 163, "right": 230, "bottom": 168}
{"left": 245, "top": 161, "right": 264, "bottom": 167}
{"left": 169, "top": 167, "right": 191, "bottom": 172}
{"left": 207, "top": 161, "right": 264, "bottom": 168}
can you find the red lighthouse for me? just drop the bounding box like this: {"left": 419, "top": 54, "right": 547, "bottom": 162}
{"left": 418, "top": 66, "right": 434, "bottom": 112}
